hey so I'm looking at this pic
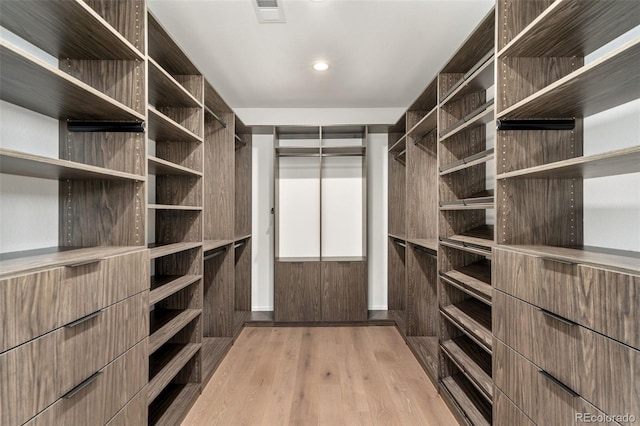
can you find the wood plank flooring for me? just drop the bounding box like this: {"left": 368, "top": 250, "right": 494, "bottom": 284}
{"left": 182, "top": 326, "right": 456, "bottom": 426}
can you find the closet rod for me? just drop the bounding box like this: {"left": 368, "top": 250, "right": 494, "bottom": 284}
{"left": 67, "top": 120, "right": 145, "bottom": 133}
{"left": 322, "top": 153, "right": 364, "bottom": 157}
{"left": 277, "top": 153, "right": 321, "bottom": 158}
{"left": 204, "top": 247, "right": 227, "bottom": 261}
{"left": 234, "top": 241, "right": 245, "bottom": 249}
{"left": 235, "top": 134, "right": 246, "bottom": 147}
{"left": 394, "top": 149, "right": 407, "bottom": 160}
{"left": 205, "top": 105, "right": 227, "bottom": 128}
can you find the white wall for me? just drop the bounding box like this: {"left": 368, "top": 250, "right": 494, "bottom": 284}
{"left": 250, "top": 116, "right": 389, "bottom": 312}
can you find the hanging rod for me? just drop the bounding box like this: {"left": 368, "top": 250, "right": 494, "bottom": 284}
{"left": 204, "top": 246, "right": 227, "bottom": 261}
{"left": 204, "top": 105, "right": 227, "bottom": 128}
{"left": 392, "top": 238, "right": 406, "bottom": 248}
{"left": 235, "top": 134, "right": 246, "bottom": 147}
{"left": 321, "top": 153, "right": 365, "bottom": 157}
{"left": 234, "top": 241, "right": 245, "bottom": 249}
{"left": 394, "top": 149, "right": 407, "bottom": 160}
{"left": 496, "top": 118, "right": 575, "bottom": 131}
{"left": 67, "top": 120, "right": 145, "bottom": 133}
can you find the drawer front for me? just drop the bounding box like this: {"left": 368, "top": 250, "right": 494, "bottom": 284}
{"left": 494, "top": 248, "right": 640, "bottom": 349}
{"left": 493, "top": 388, "right": 534, "bottom": 426}
{"left": 0, "top": 250, "right": 148, "bottom": 352}
{"left": 106, "top": 387, "right": 148, "bottom": 426}
{"left": 494, "top": 291, "right": 640, "bottom": 424}
{"left": 25, "top": 340, "right": 148, "bottom": 426}
{"left": 494, "top": 339, "right": 613, "bottom": 426}
{"left": 0, "top": 292, "right": 148, "bottom": 425}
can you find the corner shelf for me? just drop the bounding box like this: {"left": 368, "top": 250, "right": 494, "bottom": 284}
{"left": 498, "top": 0, "right": 640, "bottom": 58}
{"left": 148, "top": 155, "right": 202, "bottom": 177}
{"left": 440, "top": 259, "right": 492, "bottom": 304}
{"left": 0, "top": 148, "right": 145, "bottom": 181}
{"left": 0, "top": 41, "right": 145, "bottom": 121}
{"left": 498, "top": 38, "right": 640, "bottom": 119}
{"left": 149, "top": 308, "right": 202, "bottom": 354}
{"left": 148, "top": 242, "right": 202, "bottom": 260}
{"left": 148, "top": 58, "right": 202, "bottom": 108}
{"left": 497, "top": 146, "right": 640, "bottom": 180}
{"left": 150, "top": 275, "right": 202, "bottom": 306}
{"left": 441, "top": 299, "right": 493, "bottom": 353}
{"left": 0, "top": 0, "right": 145, "bottom": 60}
{"left": 148, "top": 343, "right": 201, "bottom": 404}
{"left": 442, "top": 336, "right": 493, "bottom": 401}
{"left": 148, "top": 108, "right": 203, "bottom": 143}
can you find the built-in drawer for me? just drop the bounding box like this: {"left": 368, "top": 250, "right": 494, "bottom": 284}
{"left": 494, "top": 291, "right": 640, "bottom": 425}
{"left": 24, "top": 340, "right": 148, "bottom": 426}
{"left": 493, "top": 247, "right": 640, "bottom": 350}
{"left": 0, "top": 291, "right": 148, "bottom": 425}
{"left": 106, "top": 387, "right": 148, "bottom": 426}
{"left": 0, "top": 249, "right": 148, "bottom": 352}
{"left": 493, "top": 388, "right": 535, "bottom": 426}
{"left": 494, "top": 339, "right": 617, "bottom": 426}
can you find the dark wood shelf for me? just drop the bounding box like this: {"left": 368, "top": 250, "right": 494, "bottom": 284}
{"left": 149, "top": 309, "right": 202, "bottom": 354}
{"left": 440, "top": 189, "right": 494, "bottom": 211}
{"left": 0, "top": 148, "right": 145, "bottom": 181}
{"left": 442, "top": 336, "right": 493, "bottom": 401}
{"left": 148, "top": 13, "right": 200, "bottom": 76}
{"left": 440, "top": 239, "right": 492, "bottom": 258}
{"left": 501, "top": 245, "right": 640, "bottom": 275}
{"left": 497, "top": 146, "right": 640, "bottom": 180}
{"left": 235, "top": 234, "right": 252, "bottom": 243}
{"left": 498, "top": 38, "right": 640, "bottom": 119}
{"left": 0, "top": 0, "right": 144, "bottom": 60}
{"left": 498, "top": 0, "right": 640, "bottom": 58}
{"left": 203, "top": 239, "right": 233, "bottom": 252}
{"left": 408, "top": 239, "right": 439, "bottom": 254}
{"left": 148, "top": 58, "right": 202, "bottom": 108}
{"left": 439, "top": 103, "right": 494, "bottom": 142}
{"left": 1, "top": 42, "right": 145, "bottom": 121}
{"left": 148, "top": 155, "right": 202, "bottom": 177}
{"left": 148, "top": 108, "right": 203, "bottom": 144}
{"left": 0, "top": 245, "right": 144, "bottom": 279}
{"left": 440, "top": 260, "right": 492, "bottom": 304}
{"left": 321, "top": 146, "right": 366, "bottom": 156}
{"left": 407, "top": 106, "right": 438, "bottom": 138}
{"left": 442, "top": 55, "right": 494, "bottom": 105}
{"left": 441, "top": 373, "right": 492, "bottom": 426}
{"left": 150, "top": 275, "right": 202, "bottom": 306}
{"left": 148, "top": 343, "right": 201, "bottom": 404}
{"left": 439, "top": 149, "right": 494, "bottom": 176}
{"left": 388, "top": 135, "right": 407, "bottom": 153}
{"left": 444, "top": 225, "right": 495, "bottom": 251}
{"left": 148, "top": 242, "right": 202, "bottom": 259}
{"left": 441, "top": 299, "right": 492, "bottom": 352}
{"left": 202, "top": 337, "right": 233, "bottom": 384}
{"left": 389, "top": 233, "right": 407, "bottom": 242}
{"left": 148, "top": 383, "right": 200, "bottom": 426}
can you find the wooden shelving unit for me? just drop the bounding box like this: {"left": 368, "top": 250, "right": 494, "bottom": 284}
{"left": 494, "top": 1, "right": 640, "bottom": 424}
{"left": 146, "top": 12, "right": 204, "bottom": 425}
{"left": 436, "top": 9, "right": 495, "bottom": 424}
{"left": 0, "top": 1, "right": 149, "bottom": 425}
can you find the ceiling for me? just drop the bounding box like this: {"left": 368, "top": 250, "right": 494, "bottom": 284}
{"left": 148, "top": 0, "right": 494, "bottom": 111}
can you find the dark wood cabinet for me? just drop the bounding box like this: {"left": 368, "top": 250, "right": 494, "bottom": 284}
{"left": 321, "top": 261, "right": 367, "bottom": 322}
{"left": 274, "top": 261, "right": 321, "bottom": 322}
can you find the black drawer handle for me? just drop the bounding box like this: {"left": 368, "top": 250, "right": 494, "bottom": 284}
{"left": 538, "top": 308, "right": 577, "bottom": 327}
{"left": 538, "top": 369, "right": 579, "bottom": 397}
{"left": 65, "top": 310, "right": 102, "bottom": 328}
{"left": 66, "top": 258, "right": 102, "bottom": 268}
{"left": 63, "top": 371, "right": 102, "bottom": 399}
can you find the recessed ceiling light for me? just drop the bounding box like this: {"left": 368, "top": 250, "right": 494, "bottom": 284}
{"left": 313, "top": 61, "right": 329, "bottom": 71}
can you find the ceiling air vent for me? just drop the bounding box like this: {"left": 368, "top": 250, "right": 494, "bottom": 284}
{"left": 254, "top": 0, "right": 285, "bottom": 23}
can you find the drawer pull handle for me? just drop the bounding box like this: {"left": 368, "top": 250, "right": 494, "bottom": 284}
{"left": 63, "top": 371, "right": 102, "bottom": 399}
{"left": 538, "top": 308, "right": 577, "bottom": 327}
{"left": 540, "top": 257, "right": 575, "bottom": 266}
{"left": 66, "top": 258, "right": 102, "bottom": 268}
{"left": 65, "top": 310, "right": 102, "bottom": 328}
{"left": 538, "top": 369, "right": 579, "bottom": 397}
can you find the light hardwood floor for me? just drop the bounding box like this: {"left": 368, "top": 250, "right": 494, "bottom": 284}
{"left": 182, "top": 326, "right": 456, "bottom": 426}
